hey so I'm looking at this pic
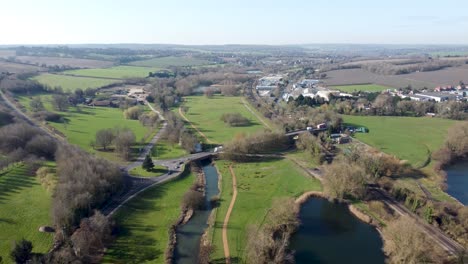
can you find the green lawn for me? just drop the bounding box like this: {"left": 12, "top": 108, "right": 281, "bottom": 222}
{"left": 63, "top": 66, "right": 161, "bottom": 79}
{"left": 210, "top": 159, "right": 322, "bottom": 262}
{"left": 16, "top": 94, "right": 155, "bottom": 162}
{"left": 151, "top": 140, "right": 188, "bottom": 160}
{"left": 130, "top": 56, "right": 212, "bottom": 68}
{"left": 129, "top": 165, "right": 167, "bottom": 178}
{"left": 343, "top": 115, "right": 455, "bottom": 167}
{"left": 33, "top": 73, "right": 119, "bottom": 92}
{"left": 0, "top": 164, "right": 53, "bottom": 262}
{"left": 103, "top": 169, "right": 194, "bottom": 264}
{"left": 333, "top": 84, "right": 393, "bottom": 93}
{"left": 178, "top": 95, "right": 266, "bottom": 144}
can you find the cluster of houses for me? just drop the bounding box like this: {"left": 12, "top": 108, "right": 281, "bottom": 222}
{"left": 88, "top": 86, "right": 149, "bottom": 107}
{"left": 390, "top": 84, "right": 467, "bottom": 102}
{"left": 282, "top": 79, "right": 352, "bottom": 102}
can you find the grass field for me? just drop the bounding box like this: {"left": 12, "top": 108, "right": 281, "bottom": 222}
{"left": 16, "top": 94, "right": 154, "bottom": 161}
{"left": 130, "top": 56, "right": 212, "bottom": 68}
{"left": 63, "top": 66, "right": 161, "bottom": 79}
{"left": 151, "top": 140, "right": 188, "bottom": 160}
{"left": 343, "top": 115, "right": 455, "bottom": 167}
{"left": 177, "top": 95, "right": 266, "bottom": 143}
{"left": 33, "top": 73, "right": 119, "bottom": 92}
{"left": 129, "top": 165, "right": 167, "bottom": 178}
{"left": 103, "top": 169, "right": 194, "bottom": 264}
{"left": 0, "top": 164, "right": 53, "bottom": 262}
{"left": 210, "top": 159, "right": 322, "bottom": 262}
{"left": 333, "top": 84, "right": 393, "bottom": 93}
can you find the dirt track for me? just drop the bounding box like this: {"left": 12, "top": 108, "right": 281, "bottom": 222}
{"left": 178, "top": 107, "right": 214, "bottom": 144}
{"left": 222, "top": 165, "right": 238, "bottom": 264}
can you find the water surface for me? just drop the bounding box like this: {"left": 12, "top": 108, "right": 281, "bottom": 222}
{"left": 446, "top": 162, "right": 468, "bottom": 205}
{"left": 174, "top": 162, "right": 219, "bottom": 264}
{"left": 290, "top": 198, "right": 385, "bottom": 264}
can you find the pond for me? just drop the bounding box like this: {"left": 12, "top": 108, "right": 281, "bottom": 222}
{"left": 173, "top": 162, "right": 219, "bottom": 264}
{"left": 290, "top": 198, "right": 385, "bottom": 264}
{"left": 445, "top": 161, "right": 468, "bottom": 205}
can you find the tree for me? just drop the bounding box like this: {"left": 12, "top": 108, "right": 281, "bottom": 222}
{"left": 142, "top": 154, "right": 154, "bottom": 171}
{"left": 323, "top": 158, "right": 367, "bottom": 200}
{"left": 95, "top": 129, "right": 115, "bottom": 150}
{"left": 204, "top": 87, "right": 215, "bottom": 98}
{"left": 10, "top": 239, "right": 33, "bottom": 264}
{"left": 114, "top": 128, "right": 136, "bottom": 160}
{"left": 382, "top": 216, "right": 443, "bottom": 263}
{"left": 29, "top": 96, "right": 44, "bottom": 112}
{"left": 123, "top": 106, "right": 143, "bottom": 120}
{"left": 51, "top": 94, "right": 69, "bottom": 112}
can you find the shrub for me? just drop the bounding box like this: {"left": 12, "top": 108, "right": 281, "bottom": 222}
{"left": 220, "top": 113, "right": 250, "bottom": 127}
{"left": 123, "top": 106, "right": 143, "bottom": 120}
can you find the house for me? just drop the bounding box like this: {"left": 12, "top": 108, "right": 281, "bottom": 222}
{"left": 414, "top": 92, "right": 455, "bottom": 102}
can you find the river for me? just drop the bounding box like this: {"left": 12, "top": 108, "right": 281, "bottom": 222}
{"left": 290, "top": 198, "right": 385, "bottom": 264}
{"left": 446, "top": 161, "right": 468, "bottom": 205}
{"left": 173, "top": 161, "right": 219, "bottom": 264}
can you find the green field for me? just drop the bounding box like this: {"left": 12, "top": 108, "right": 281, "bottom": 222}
{"left": 151, "top": 140, "right": 188, "bottom": 160}
{"left": 130, "top": 56, "right": 212, "bottom": 68}
{"left": 33, "top": 73, "right": 119, "bottom": 92}
{"left": 103, "top": 169, "right": 194, "bottom": 264}
{"left": 178, "top": 95, "right": 266, "bottom": 143}
{"left": 0, "top": 164, "right": 53, "bottom": 262}
{"left": 344, "top": 115, "right": 455, "bottom": 167}
{"left": 64, "top": 66, "right": 161, "bottom": 79}
{"left": 129, "top": 165, "right": 167, "bottom": 178}
{"left": 210, "top": 159, "right": 322, "bottom": 262}
{"left": 333, "top": 84, "right": 393, "bottom": 93}
{"left": 17, "top": 94, "right": 154, "bottom": 161}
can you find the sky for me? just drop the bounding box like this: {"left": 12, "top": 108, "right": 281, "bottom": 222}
{"left": 1, "top": 0, "right": 468, "bottom": 45}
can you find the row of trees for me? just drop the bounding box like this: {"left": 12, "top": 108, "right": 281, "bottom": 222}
{"left": 53, "top": 144, "right": 123, "bottom": 231}
{"left": 163, "top": 112, "right": 199, "bottom": 153}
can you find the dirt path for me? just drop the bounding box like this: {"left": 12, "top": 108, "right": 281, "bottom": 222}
{"left": 222, "top": 165, "right": 238, "bottom": 264}
{"left": 178, "top": 107, "right": 215, "bottom": 144}
{"left": 241, "top": 98, "right": 272, "bottom": 129}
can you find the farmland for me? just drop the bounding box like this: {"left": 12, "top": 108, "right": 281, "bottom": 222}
{"left": 33, "top": 73, "right": 119, "bottom": 91}
{"left": 63, "top": 65, "right": 160, "bottom": 79}
{"left": 129, "top": 56, "right": 212, "bottom": 68}
{"left": 13, "top": 56, "right": 114, "bottom": 68}
{"left": 210, "top": 159, "right": 322, "bottom": 262}
{"left": 177, "top": 95, "right": 266, "bottom": 143}
{"left": 325, "top": 66, "right": 468, "bottom": 90}
{"left": 343, "top": 115, "right": 455, "bottom": 167}
{"left": 333, "top": 84, "right": 392, "bottom": 93}
{"left": 0, "top": 164, "right": 53, "bottom": 261}
{"left": 0, "top": 61, "right": 45, "bottom": 74}
{"left": 103, "top": 169, "right": 194, "bottom": 264}
{"left": 16, "top": 94, "right": 154, "bottom": 161}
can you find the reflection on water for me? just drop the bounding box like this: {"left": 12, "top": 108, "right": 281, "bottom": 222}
{"left": 446, "top": 162, "right": 468, "bottom": 205}
{"left": 290, "top": 198, "right": 385, "bottom": 264}
{"left": 174, "top": 162, "right": 219, "bottom": 264}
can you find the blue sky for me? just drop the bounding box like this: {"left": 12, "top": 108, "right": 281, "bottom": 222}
{"left": 1, "top": 0, "right": 468, "bottom": 45}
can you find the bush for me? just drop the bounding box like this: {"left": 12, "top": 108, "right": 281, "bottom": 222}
{"left": 123, "top": 106, "right": 143, "bottom": 120}
{"left": 220, "top": 113, "right": 250, "bottom": 127}
{"left": 10, "top": 239, "right": 33, "bottom": 264}
{"left": 182, "top": 190, "right": 204, "bottom": 210}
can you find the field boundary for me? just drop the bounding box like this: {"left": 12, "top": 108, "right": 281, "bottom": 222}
{"left": 178, "top": 106, "right": 215, "bottom": 144}
{"left": 241, "top": 97, "right": 272, "bottom": 129}
{"left": 222, "top": 165, "right": 238, "bottom": 264}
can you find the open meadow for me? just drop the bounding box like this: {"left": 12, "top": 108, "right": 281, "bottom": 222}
{"left": 103, "top": 169, "right": 194, "bottom": 264}
{"left": 177, "top": 95, "right": 266, "bottom": 144}
{"left": 344, "top": 115, "right": 455, "bottom": 167}
{"left": 16, "top": 94, "right": 154, "bottom": 162}
{"left": 151, "top": 140, "right": 188, "bottom": 160}
{"left": 210, "top": 159, "right": 322, "bottom": 262}
{"left": 333, "top": 84, "right": 393, "bottom": 93}
{"left": 0, "top": 164, "right": 53, "bottom": 262}
{"left": 14, "top": 56, "right": 114, "bottom": 68}
{"left": 33, "top": 73, "right": 119, "bottom": 92}
{"left": 129, "top": 56, "right": 212, "bottom": 68}
{"left": 63, "top": 66, "right": 161, "bottom": 79}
